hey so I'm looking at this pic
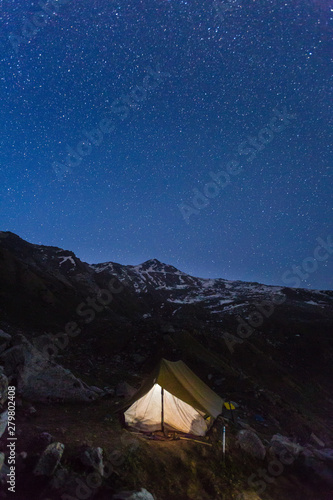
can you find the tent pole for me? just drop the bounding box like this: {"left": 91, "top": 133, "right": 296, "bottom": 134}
{"left": 161, "top": 387, "right": 164, "bottom": 433}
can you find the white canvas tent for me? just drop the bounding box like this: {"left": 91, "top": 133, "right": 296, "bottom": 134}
{"left": 124, "top": 359, "right": 223, "bottom": 436}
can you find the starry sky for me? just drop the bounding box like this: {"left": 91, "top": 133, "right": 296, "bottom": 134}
{"left": 0, "top": 0, "right": 332, "bottom": 289}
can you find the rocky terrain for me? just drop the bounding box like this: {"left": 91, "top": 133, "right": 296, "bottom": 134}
{"left": 0, "top": 231, "right": 332, "bottom": 499}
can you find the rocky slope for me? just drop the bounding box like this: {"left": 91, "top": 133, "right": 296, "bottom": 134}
{"left": 0, "top": 231, "right": 332, "bottom": 499}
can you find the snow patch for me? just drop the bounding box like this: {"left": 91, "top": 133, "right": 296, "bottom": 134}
{"left": 58, "top": 256, "right": 76, "bottom": 267}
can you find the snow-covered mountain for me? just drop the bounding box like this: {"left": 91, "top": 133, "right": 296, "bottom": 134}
{"left": 1, "top": 231, "right": 332, "bottom": 336}
{"left": 91, "top": 257, "right": 333, "bottom": 325}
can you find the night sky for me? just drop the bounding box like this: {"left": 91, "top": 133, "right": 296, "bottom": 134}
{"left": 0, "top": 0, "right": 332, "bottom": 289}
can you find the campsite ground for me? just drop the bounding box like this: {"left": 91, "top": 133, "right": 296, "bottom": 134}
{"left": 8, "top": 393, "right": 333, "bottom": 500}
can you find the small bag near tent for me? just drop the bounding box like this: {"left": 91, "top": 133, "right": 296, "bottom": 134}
{"left": 122, "top": 359, "right": 224, "bottom": 436}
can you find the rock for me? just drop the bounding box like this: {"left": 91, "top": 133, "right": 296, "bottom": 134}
{"left": 0, "top": 335, "right": 99, "bottom": 402}
{"left": 112, "top": 488, "right": 156, "bottom": 500}
{"left": 104, "top": 387, "right": 115, "bottom": 397}
{"left": 312, "top": 448, "right": 333, "bottom": 462}
{"left": 0, "top": 410, "right": 8, "bottom": 439}
{"left": 31, "top": 333, "right": 57, "bottom": 353}
{"left": 31, "top": 432, "right": 54, "bottom": 453}
{"left": 237, "top": 420, "right": 257, "bottom": 433}
{"left": 269, "top": 433, "right": 303, "bottom": 459}
{"left": 90, "top": 385, "right": 105, "bottom": 395}
{"left": 0, "top": 369, "right": 8, "bottom": 406}
{"left": 116, "top": 382, "right": 136, "bottom": 399}
{"left": 27, "top": 405, "right": 37, "bottom": 416}
{"left": 33, "top": 442, "right": 65, "bottom": 477}
{"left": 50, "top": 467, "right": 70, "bottom": 491}
{"left": 302, "top": 455, "right": 333, "bottom": 486}
{"left": 236, "top": 430, "right": 266, "bottom": 460}
{"left": 161, "top": 324, "right": 175, "bottom": 333}
{"left": 79, "top": 446, "right": 104, "bottom": 477}
{"left": 132, "top": 354, "right": 145, "bottom": 364}
{"left": 51, "top": 469, "right": 101, "bottom": 498}
{"left": 0, "top": 453, "right": 4, "bottom": 472}
{"left": 0, "top": 330, "right": 11, "bottom": 354}
{"left": 0, "top": 461, "right": 10, "bottom": 486}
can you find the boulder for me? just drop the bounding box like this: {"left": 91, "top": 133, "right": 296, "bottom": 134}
{"left": 0, "top": 335, "right": 99, "bottom": 402}
{"left": 79, "top": 446, "right": 104, "bottom": 477}
{"left": 112, "top": 489, "right": 155, "bottom": 500}
{"left": 236, "top": 430, "right": 266, "bottom": 460}
{"left": 33, "top": 442, "right": 64, "bottom": 477}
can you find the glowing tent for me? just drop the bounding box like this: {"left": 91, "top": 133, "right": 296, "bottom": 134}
{"left": 124, "top": 359, "right": 224, "bottom": 436}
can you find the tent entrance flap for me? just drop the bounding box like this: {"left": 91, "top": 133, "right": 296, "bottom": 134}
{"left": 124, "top": 384, "right": 209, "bottom": 436}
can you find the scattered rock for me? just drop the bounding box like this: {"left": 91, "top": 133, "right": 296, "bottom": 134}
{"left": 79, "top": 446, "right": 104, "bottom": 477}
{"left": 236, "top": 430, "right": 266, "bottom": 460}
{"left": 112, "top": 488, "right": 156, "bottom": 500}
{"left": 33, "top": 442, "right": 64, "bottom": 477}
